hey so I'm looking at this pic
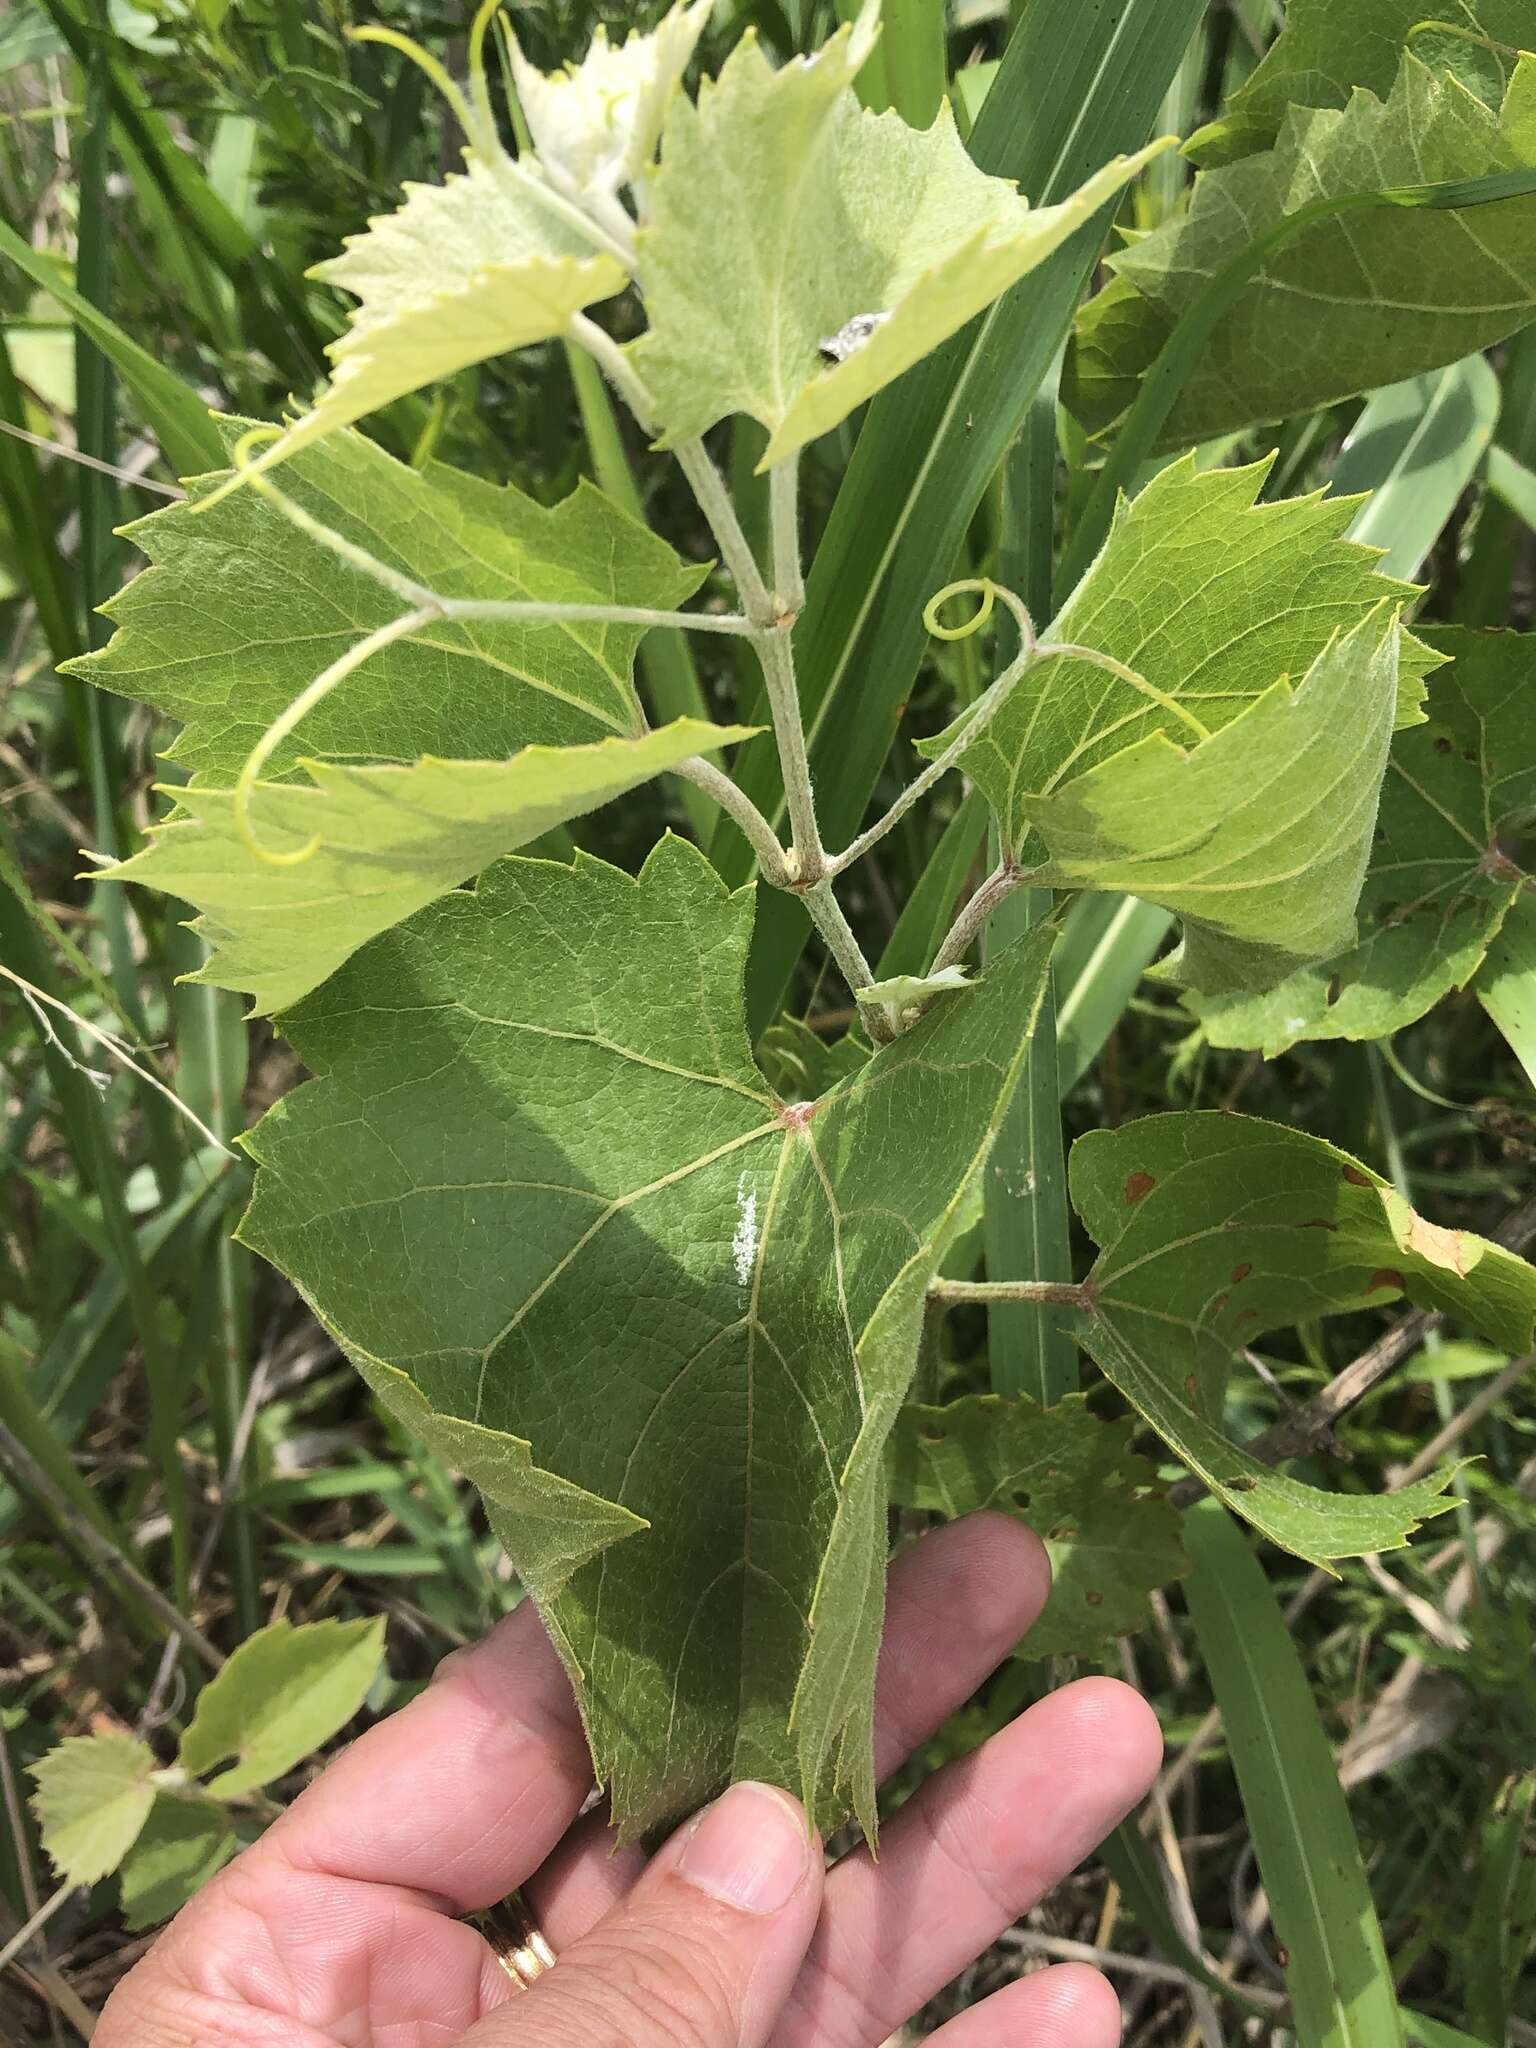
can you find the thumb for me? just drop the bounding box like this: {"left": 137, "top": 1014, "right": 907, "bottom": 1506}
{"left": 466, "top": 1781, "right": 823, "bottom": 2048}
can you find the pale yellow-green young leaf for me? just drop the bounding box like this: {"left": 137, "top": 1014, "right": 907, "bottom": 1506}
{"left": 178, "top": 1616, "right": 386, "bottom": 1796}
{"left": 31, "top": 1732, "right": 157, "bottom": 1886}
{"left": 509, "top": 0, "right": 714, "bottom": 199}
{"left": 104, "top": 718, "right": 757, "bottom": 1015}
{"left": 252, "top": 158, "right": 625, "bottom": 473}
{"left": 629, "top": 7, "right": 1171, "bottom": 464}
{"left": 854, "top": 965, "right": 973, "bottom": 1007}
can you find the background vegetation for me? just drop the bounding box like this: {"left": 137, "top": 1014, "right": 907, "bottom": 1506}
{"left": 0, "top": 0, "right": 1532, "bottom": 2040}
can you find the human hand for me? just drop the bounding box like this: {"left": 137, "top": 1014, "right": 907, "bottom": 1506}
{"left": 98, "top": 1515, "right": 1161, "bottom": 2047}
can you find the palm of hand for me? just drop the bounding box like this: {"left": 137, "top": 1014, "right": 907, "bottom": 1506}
{"left": 99, "top": 1516, "right": 1159, "bottom": 2048}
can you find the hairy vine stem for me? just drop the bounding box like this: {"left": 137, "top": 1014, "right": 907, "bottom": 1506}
{"left": 829, "top": 580, "right": 1038, "bottom": 877}
{"left": 927, "top": 1278, "right": 1091, "bottom": 1308}
{"left": 931, "top": 859, "right": 1037, "bottom": 976}
{"left": 674, "top": 756, "right": 791, "bottom": 885}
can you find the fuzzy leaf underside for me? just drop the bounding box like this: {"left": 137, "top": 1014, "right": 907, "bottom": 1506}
{"left": 630, "top": 8, "right": 1168, "bottom": 463}
{"left": 261, "top": 158, "right": 624, "bottom": 469}
{"left": 1069, "top": 1112, "right": 1536, "bottom": 1566}
{"left": 106, "top": 719, "right": 756, "bottom": 1015}
{"left": 237, "top": 838, "right": 1056, "bottom": 1839}
{"left": 31, "top": 1733, "right": 157, "bottom": 1886}
{"left": 177, "top": 1615, "right": 386, "bottom": 1795}
{"left": 945, "top": 455, "right": 1436, "bottom": 993}
{"left": 65, "top": 426, "right": 710, "bottom": 1007}
{"left": 1189, "top": 628, "right": 1536, "bottom": 1052}
{"left": 67, "top": 426, "right": 700, "bottom": 782}
{"left": 1188, "top": 0, "right": 1536, "bottom": 164}
{"left": 1066, "top": 53, "right": 1536, "bottom": 448}
{"left": 508, "top": 0, "right": 714, "bottom": 200}
{"left": 1026, "top": 611, "right": 1402, "bottom": 996}
{"left": 888, "top": 1394, "right": 1187, "bottom": 1657}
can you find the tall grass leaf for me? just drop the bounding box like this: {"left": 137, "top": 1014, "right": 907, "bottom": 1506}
{"left": 1183, "top": 1499, "right": 1405, "bottom": 2048}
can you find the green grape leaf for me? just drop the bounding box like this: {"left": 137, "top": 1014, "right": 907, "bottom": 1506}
{"left": 104, "top": 719, "right": 756, "bottom": 1016}
{"left": 237, "top": 838, "right": 1057, "bottom": 1838}
{"left": 1069, "top": 1111, "right": 1536, "bottom": 1567}
{"left": 888, "top": 1393, "right": 1187, "bottom": 1658}
{"left": 254, "top": 157, "right": 623, "bottom": 471}
{"left": 1187, "top": 0, "right": 1536, "bottom": 165}
{"left": 1477, "top": 890, "right": 1536, "bottom": 1087}
{"left": 1065, "top": 53, "right": 1536, "bottom": 448}
{"left": 65, "top": 427, "right": 714, "bottom": 1007}
{"left": 30, "top": 1732, "right": 157, "bottom": 1885}
{"left": 117, "top": 1791, "right": 237, "bottom": 1931}
{"left": 943, "top": 455, "right": 1440, "bottom": 994}
{"left": 509, "top": 0, "right": 713, "bottom": 200}
{"left": 757, "top": 1013, "right": 869, "bottom": 1102}
{"left": 67, "top": 425, "right": 702, "bottom": 782}
{"left": 1189, "top": 628, "right": 1536, "bottom": 1054}
{"left": 630, "top": 5, "right": 1170, "bottom": 465}
{"left": 178, "top": 1615, "right": 386, "bottom": 1795}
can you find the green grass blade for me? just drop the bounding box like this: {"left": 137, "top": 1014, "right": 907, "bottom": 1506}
{"left": 1183, "top": 1499, "right": 1406, "bottom": 2048}
{"left": 1054, "top": 894, "right": 1173, "bottom": 1093}
{"left": 985, "top": 381, "right": 1075, "bottom": 1402}
{"left": 873, "top": 788, "right": 988, "bottom": 981}
{"left": 721, "top": 0, "right": 1206, "bottom": 1030}
{"left": 0, "top": 325, "right": 77, "bottom": 661}
{"left": 0, "top": 218, "right": 221, "bottom": 476}
{"left": 565, "top": 340, "right": 716, "bottom": 842}
{"left": 1464, "top": 1772, "right": 1536, "bottom": 2047}
{"left": 1332, "top": 356, "right": 1500, "bottom": 580}
{"left": 840, "top": 0, "right": 945, "bottom": 123}
{"left": 1062, "top": 168, "right": 1536, "bottom": 593}
{"left": 1100, "top": 1819, "right": 1274, "bottom": 2023}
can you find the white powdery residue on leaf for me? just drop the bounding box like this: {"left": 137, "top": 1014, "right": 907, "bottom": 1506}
{"left": 732, "top": 1171, "right": 759, "bottom": 1287}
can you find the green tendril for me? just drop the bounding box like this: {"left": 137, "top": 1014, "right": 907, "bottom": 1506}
{"left": 349, "top": 25, "right": 499, "bottom": 160}
{"left": 467, "top": 0, "right": 506, "bottom": 158}
{"left": 924, "top": 577, "right": 996, "bottom": 642}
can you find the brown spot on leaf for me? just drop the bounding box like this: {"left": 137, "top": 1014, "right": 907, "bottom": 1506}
{"left": 1085, "top": 1589, "right": 1103, "bottom": 1606}
{"left": 1434, "top": 735, "right": 1453, "bottom": 755}
{"left": 1211, "top": 1291, "right": 1230, "bottom": 1314}
{"left": 1184, "top": 1374, "right": 1198, "bottom": 1398}
{"left": 1342, "top": 1165, "right": 1372, "bottom": 1187}
{"left": 1125, "top": 1170, "right": 1156, "bottom": 1204}
{"left": 1231, "top": 1262, "right": 1252, "bottom": 1283}
{"left": 1367, "top": 1268, "right": 1404, "bottom": 1293}
{"left": 1224, "top": 1476, "right": 1258, "bottom": 1493}
{"left": 1236, "top": 1308, "right": 1258, "bottom": 1326}
{"left": 1300, "top": 1216, "right": 1338, "bottom": 1231}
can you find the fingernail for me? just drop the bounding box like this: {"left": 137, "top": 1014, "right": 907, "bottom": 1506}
{"left": 676, "top": 1782, "right": 810, "bottom": 1915}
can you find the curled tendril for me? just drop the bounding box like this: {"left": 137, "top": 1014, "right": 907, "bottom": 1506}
{"left": 185, "top": 419, "right": 287, "bottom": 519}
{"left": 923, "top": 578, "right": 996, "bottom": 642}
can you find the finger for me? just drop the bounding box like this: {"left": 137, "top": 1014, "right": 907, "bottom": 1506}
{"left": 870, "top": 1512, "right": 1050, "bottom": 1781}
{"left": 921, "top": 1964, "right": 1122, "bottom": 2048}
{"left": 527, "top": 1513, "right": 1050, "bottom": 1947}
{"left": 262, "top": 1599, "right": 593, "bottom": 1912}
{"left": 776, "top": 1677, "right": 1162, "bottom": 2048}
{"left": 464, "top": 1782, "right": 824, "bottom": 2048}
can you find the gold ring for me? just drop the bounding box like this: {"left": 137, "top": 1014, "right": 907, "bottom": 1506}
{"left": 474, "top": 1890, "right": 556, "bottom": 1991}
